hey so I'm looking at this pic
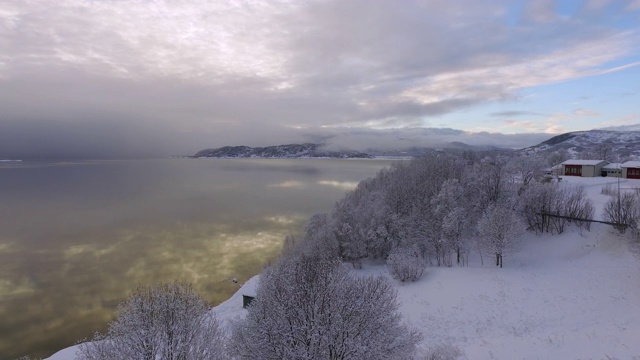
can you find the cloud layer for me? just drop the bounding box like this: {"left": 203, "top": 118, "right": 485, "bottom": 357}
{"left": 0, "top": 0, "right": 638, "bottom": 158}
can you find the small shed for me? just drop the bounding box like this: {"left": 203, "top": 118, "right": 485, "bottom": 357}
{"left": 240, "top": 278, "right": 258, "bottom": 309}
{"left": 602, "top": 163, "right": 622, "bottom": 177}
{"left": 561, "top": 160, "right": 608, "bottom": 177}
{"left": 621, "top": 161, "right": 640, "bottom": 179}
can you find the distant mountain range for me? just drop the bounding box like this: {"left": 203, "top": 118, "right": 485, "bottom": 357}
{"left": 192, "top": 141, "right": 511, "bottom": 159}
{"left": 193, "top": 143, "right": 372, "bottom": 159}
{"left": 521, "top": 129, "right": 640, "bottom": 160}
{"left": 193, "top": 128, "right": 640, "bottom": 161}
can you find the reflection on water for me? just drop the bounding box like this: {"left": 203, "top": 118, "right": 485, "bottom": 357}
{"left": 0, "top": 158, "right": 393, "bottom": 359}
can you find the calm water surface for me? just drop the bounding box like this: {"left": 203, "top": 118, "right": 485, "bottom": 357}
{"left": 0, "top": 158, "right": 394, "bottom": 359}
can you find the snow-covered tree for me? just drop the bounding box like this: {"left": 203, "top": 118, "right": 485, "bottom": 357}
{"left": 333, "top": 192, "right": 370, "bottom": 267}
{"left": 470, "top": 155, "right": 513, "bottom": 206}
{"left": 231, "top": 254, "right": 421, "bottom": 359}
{"left": 431, "top": 179, "right": 470, "bottom": 265}
{"left": 509, "top": 155, "right": 546, "bottom": 195}
{"left": 386, "top": 246, "right": 426, "bottom": 282}
{"left": 580, "top": 141, "right": 616, "bottom": 162}
{"left": 298, "top": 213, "right": 340, "bottom": 258}
{"left": 78, "top": 283, "right": 226, "bottom": 360}
{"left": 547, "top": 149, "right": 570, "bottom": 167}
{"left": 477, "top": 203, "right": 524, "bottom": 268}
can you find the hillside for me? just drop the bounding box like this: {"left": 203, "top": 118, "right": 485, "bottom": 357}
{"left": 211, "top": 177, "right": 640, "bottom": 359}
{"left": 46, "top": 176, "right": 640, "bottom": 360}
{"left": 521, "top": 129, "right": 640, "bottom": 160}
{"left": 193, "top": 143, "right": 372, "bottom": 159}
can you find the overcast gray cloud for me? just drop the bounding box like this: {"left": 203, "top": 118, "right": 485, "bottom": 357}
{"left": 0, "top": 0, "right": 639, "bottom": 158}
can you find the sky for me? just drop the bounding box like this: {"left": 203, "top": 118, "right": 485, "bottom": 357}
{"left": 0, "top": 0, "right": 639, "bottom": 159}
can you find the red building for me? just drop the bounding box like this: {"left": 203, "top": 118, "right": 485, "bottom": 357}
{"left": 561, "top": 160, "right": 608, "bottom": 177}
{"left": 621, "top": 161, "right": 640, "bottom": 179}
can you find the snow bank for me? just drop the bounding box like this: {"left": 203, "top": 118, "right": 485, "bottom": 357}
{"left": 46, "top": 345, "right": 80, "bottom": 360}
{"left": 209, "top": 275, "right": 259, "bottom": 330}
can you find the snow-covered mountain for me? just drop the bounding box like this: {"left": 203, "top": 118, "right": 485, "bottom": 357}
{"left": 193, "top": 143, "right": 372, "bottom": 159}
{"left": 521, "top": 129, "right": 640, "bottom": 160}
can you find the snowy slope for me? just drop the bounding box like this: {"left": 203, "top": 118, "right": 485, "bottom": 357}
{"left": 357, "top": 176, "right": 640, "bottom": 359}
{"left": 522, "top": 129, "right": 640, "bottom": 159}
{"left": 46, "top": 177, "right": 640, "bottom": 360}
{"left": 395, "top": 224, "right": 640, "bottom": 359}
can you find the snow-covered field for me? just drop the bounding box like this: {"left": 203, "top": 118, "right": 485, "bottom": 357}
{"left": 369, "top": 223, "right": 640, "bottom": 359}
{"left": 47, "top": 176, "right": 640, "bottom": 360}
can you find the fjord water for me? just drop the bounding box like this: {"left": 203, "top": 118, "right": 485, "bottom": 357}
{"left": 0, "top": 158, "right": 394, "bottom": 359}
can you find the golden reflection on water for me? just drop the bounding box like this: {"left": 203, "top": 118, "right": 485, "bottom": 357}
{"left": 316, "top": 180, "right": 360, "bottom": 190}
{"left": 0, "top": 158, "right": 395, "bottom": 359}
{"left": 0, "top": 220, "right": 292, "bottom": 359}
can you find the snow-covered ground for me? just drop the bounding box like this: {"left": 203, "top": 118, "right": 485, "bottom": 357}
{"left": 359, "top": 223, "right": 640, "bottom": 359}
{"left": 47, "top": 176, "right": 640, "bottom": 359}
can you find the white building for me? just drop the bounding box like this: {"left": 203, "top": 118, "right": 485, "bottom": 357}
{"left": 602, "top": 163, "right": 622, "bottom": 178}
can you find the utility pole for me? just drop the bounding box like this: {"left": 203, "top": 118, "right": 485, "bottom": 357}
{"left": 618, "top": 162, "right": 621, "bottom": 217}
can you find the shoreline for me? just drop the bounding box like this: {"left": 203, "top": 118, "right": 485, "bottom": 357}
{"left": 45, "top": 275, "right": 261, "bottom": 360}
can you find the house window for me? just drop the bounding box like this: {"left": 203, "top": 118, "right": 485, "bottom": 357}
{"left": 565, "top": 165, "right": 582, "bottom": 175}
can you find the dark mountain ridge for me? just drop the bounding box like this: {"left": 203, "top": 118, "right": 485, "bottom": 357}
{"left": 193, "top": 143, "right": 372, "bottom": 159}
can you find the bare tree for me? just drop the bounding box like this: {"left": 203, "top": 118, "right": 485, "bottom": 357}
{"left": 520, "top": 183, "right": 593, "bottom": 234}
{"left": 603, "top": 192, "right": 640, "bottom": 234}
{"left": 78, "top": 283, "right": 226, "bottom": 360}
{"left": 520, "top": 182, "right": 555, "bottom": 233}
{"left": 231, "top": 254, "right": 421, "bottom": 359}
{"left": 559, "top": 185, "right": 594, "bottom": 231}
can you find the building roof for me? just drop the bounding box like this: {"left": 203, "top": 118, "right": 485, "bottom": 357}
{"left": 621, "top": 161, "right": 640, "bottom": 168}
{"left": 561, "top": 159, "right": 608, "bottom": 166}
{"left": 603, "top": 163, "right": 622, "bottom": 170}
{"left": 240, "top": 276, "right": 258, "bottom": 297}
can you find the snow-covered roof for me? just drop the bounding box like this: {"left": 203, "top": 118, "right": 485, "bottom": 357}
{"left": 603, "top": 163, "right": 622, "bottom": 170}
{"left": 561, "top": 159, "right": 608, "bottom": 166}
{"left": 621, "top": 161, "right": 640, "bottom": 168}
{"left": 240, "top": 276, "right": 258, "bottom": 297}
